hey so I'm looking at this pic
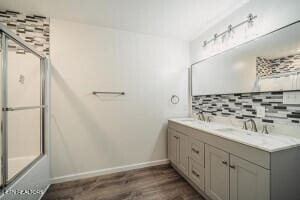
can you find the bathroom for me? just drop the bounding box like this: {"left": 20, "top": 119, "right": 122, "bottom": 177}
{"left": 0, "top": 0, "right": 299, "bottom": 199}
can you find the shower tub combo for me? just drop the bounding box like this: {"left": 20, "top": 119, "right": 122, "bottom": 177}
{"left": 0, "top": 23, "right": 50, "bottom": 200}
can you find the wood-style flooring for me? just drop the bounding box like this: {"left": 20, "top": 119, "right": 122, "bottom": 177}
{"left": 42, "top": 164, "right": 205, "bottom": 200}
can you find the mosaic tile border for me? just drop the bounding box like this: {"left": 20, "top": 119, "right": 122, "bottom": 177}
{"left": 192, "top": 91, "right": 300, "bottom": 126}
{"left": 0, "top": 9, "right": 49, "bottom": 55}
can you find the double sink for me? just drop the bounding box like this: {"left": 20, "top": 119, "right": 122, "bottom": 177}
{"left": 172, "top": 118, "right": 300, "bottom": 152}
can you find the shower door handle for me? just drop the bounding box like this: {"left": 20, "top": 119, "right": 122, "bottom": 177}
{"left": 2, "top": 105, "right": 47, "bottom": 112}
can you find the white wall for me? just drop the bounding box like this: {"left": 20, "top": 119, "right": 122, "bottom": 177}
{"left": 190, "top": 0, "right": 300, "bottom": 63}
{"left": 50, "top": 19, "right": 190, "bottom": 180}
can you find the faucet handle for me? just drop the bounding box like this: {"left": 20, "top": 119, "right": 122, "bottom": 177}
{"left": 198, "top": 112, "right": 205, "bottom": 121}
{"left": 262, "top": 124, "right": 269, "bottom": 134}
{"left": 197, "top": 113, "right": 202, "bottom": 121}
{"left": 242, "top": 121, "right": 248, "bottom": 130}
{"left": 250, "top": 119, "right": 258, "bottom": 132}
{"left": 207, "top": 116, "right": 212, "bottom": 122}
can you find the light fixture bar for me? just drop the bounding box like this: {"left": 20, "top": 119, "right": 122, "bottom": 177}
{"left": 203, "top": 13, "right": 257, "bottom": 47}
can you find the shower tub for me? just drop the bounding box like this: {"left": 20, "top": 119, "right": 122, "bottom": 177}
{"left": 0, "top": 23, "right": 50, "bottom": 200}
{"left": 8, "top": 156, "right": 37, "bottom": 180}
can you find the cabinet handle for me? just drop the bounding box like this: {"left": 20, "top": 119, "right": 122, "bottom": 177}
{"left": 229, "top": 165, "right": 236, "bottom": 169}
{"left": 192, "top": 170, "right": 200, "bottom": 177}
{"left": 192, "top": 148, "right": 199, "bottom": 154}
{"left": 222, "top": 161, "right": 228, "bottom": 165}
{"left": 173, "top": 136, "right": 179, "bottom": 139}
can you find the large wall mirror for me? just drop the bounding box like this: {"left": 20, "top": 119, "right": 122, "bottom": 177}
{"left": 191, "top": 21, "right": 300, "bottom": 96}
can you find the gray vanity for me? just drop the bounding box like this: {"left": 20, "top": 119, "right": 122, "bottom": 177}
{"left": 168, "top": 118, "right": 300, "bottom": 200}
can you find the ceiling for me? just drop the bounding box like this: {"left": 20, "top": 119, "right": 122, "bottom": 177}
{"left": 0, "top": 0, "right": 250, "bottom": 41}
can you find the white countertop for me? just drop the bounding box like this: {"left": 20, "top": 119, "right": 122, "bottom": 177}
{"left": 169, "top": 118, "right": 300, "bottom": 152}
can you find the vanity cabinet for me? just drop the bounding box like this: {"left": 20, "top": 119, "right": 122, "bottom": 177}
{"left": 229, "top": 155, "right": 270, "bottom": 200}
{"left": 168, "top": 129, "right": 189, "bottom": 175}
{"left": 168, "top": 129, "right": 178, "bottom": 164}
{"left": 204, "top": 144, "right": 270, "bottom": 200}
{"left": 205, "top": 145, "right": 230, "bottom": 200}
{"left": 168, "top": 120, "right": 300, "bottom": 200}
{"left": 189, "top": 138, "right": 205, "bottom": 190}
{"left": 189, "top": 158, "right": 205, "bottom": 191}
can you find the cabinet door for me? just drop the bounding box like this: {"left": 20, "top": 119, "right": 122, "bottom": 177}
{"left": 177, "top": 132, "right": 189, "bottom": 175}
{"left": 230, "top": 155, "right": 270, "bottom": 200}
{"left": 168, "top": 129, "right": 178, "bottom": 164}
{"left": 205, "top": 145, "right": 230, "bottom": 200}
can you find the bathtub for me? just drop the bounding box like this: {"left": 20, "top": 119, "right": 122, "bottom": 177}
{"left": 8, "top": 156, "right": 37, "bottom": 180}
{"left": 0, "top": 155, "right": 50, "bottom": 200}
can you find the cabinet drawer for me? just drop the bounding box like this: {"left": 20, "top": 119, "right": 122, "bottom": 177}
{"left": 190, "top": 139, "right": 204, "bottom": 165}
{"left": 189, "top": 158, "right": 205, "bottom": 191}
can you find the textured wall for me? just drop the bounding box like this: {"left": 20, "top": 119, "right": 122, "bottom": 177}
{"left": 50, "top": 19, "right": 189, "bottom": 181}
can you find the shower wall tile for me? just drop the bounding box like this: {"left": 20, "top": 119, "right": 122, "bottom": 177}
{"left": 0, "top": 9, "right": 50, "bottom": 56}
{"left": 192, "top": 91, "right": 300, "bottom": 126}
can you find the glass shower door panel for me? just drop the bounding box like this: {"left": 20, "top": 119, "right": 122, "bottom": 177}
{"left": 7, "top": 109, "right": 41, "bottom": 181}
{"left": 7, "top": 40, "right": 41, "bottom": 107}
{"left": 6, "top": 39, "right": 42, "bottom": 182}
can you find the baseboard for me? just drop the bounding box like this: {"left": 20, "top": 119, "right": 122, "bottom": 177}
{"left": 51, "top": 159, "right": 170, "bottom": 184}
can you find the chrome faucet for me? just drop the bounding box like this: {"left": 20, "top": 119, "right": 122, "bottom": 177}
{"left": 198, "top": 112, "right": 206, "bottom": 121}
{"left": 207, "top": 116, "right": 212, "bottom": 123}
{"left": 242, "top": 118, "right": 258, "bottom": 132}
{"left": 261, "top": 124, "right": 269, "bottom": 134}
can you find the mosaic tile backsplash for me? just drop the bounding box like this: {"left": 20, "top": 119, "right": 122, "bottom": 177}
{"left": 0, "top": 9, "right": 49, "bottom": 55}
{"left": 256, "top": 54, "right": 300, "bottom": 77}
{"left": 192, "top": 91, "right": 300, "bottom": 126}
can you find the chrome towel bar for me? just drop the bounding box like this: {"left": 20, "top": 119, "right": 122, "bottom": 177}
{"left": 92, "top": 91, "right": 125, "bottom": 95}
{"left": 3, "top": 105, "right": 47, "bottom": 112}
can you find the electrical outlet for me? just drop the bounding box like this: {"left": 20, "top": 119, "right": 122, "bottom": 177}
{"left": 256, "top": 106, "right": 265, "bottom": 118}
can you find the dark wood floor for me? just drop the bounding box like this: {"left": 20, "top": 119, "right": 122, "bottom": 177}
{"left": 42, "top": 164, "right": 205, "bottom": 200}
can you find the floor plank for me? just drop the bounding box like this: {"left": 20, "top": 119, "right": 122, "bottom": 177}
{"left": 42, "top": 164, "right": 205, "bottom": 200}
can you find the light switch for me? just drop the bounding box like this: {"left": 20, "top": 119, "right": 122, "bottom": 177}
{"left": 256, "top": 106, "right": 265, "bottom": 118}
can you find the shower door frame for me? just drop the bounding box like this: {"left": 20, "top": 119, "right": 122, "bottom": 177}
{"left": 0, "top": 23, "right": 48, "bottom": 188}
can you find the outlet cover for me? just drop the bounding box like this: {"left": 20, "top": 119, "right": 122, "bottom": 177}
{"left": 256, "top": 106, "right": 265, "bottom": 118}
{"left": 283, "top": 91, "right": 300, "bottom": 104}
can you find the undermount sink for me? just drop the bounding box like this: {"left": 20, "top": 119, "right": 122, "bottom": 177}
{"left": 177, "top": 119, "right": 197, "bottom": 122}
{"left": 185, "top": 120, "right": 209, "bottom": 125}
{"left": 179, "top": 119, "right": 205, "bottom": 124}
{"left": 186, "top": 120, "right": 226, "bottom": 130}
{"left": 215, "top": 127, "right": 254, "bottom": 136}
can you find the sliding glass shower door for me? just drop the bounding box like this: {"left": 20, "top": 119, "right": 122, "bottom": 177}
{"left": 6, "top": 38, "right": 42, "bottom": 182}
{"left": 1, "top": 31, "right": 47, "bottom": 186}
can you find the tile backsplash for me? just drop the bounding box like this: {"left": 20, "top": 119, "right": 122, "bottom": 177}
{"left": 0, "top": 9, "right": 49, "bottom": 55}
{"left": 192, "top": 91, "right": 300, "bottom": 126}
{"left": 256, "top": 54, "right": 300, "bottom": 78}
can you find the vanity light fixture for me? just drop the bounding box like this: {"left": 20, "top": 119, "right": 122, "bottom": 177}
{"left": 214, "top": 33, "right": 218, "bottom": 40}
{"left": 202, "top": 13, "right": 258, "bottom": 47}
{"left": 228, "top": 24, "right": 233, "bottom": 32}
